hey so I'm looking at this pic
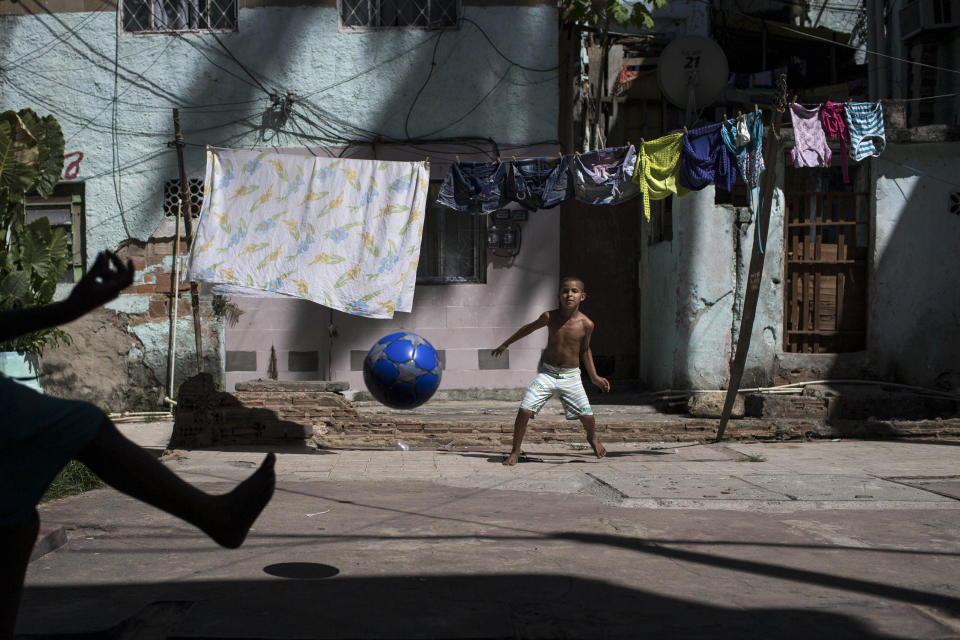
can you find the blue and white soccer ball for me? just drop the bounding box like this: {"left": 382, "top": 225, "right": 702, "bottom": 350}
{"left": 362, "top": 332, "right": 442, "bottom": 409}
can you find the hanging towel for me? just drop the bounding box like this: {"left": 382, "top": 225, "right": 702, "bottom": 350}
{"left": 569, "top": 145, "right": 642, "bottom": 205}
{"left": 720, "top": 111, "right": 766, "bottom": 188}
{"left": 633, "top": 132, "right": 690, "bottom": 221}
{"left": 678, "top": 123, "right": 737, "bottom": 193}
{"left": 789, "top": 103, "right": 832, "bottom": 169}
{"left": 844, "top": 101, "right": 886, "bottom": 161}
{"left": 819, "top": 101, "right": 851, "bottom": 183}
{"left": 185, "top": 147, "right": 430, "bottom": 319}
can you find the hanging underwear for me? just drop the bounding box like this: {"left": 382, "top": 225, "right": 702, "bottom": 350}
{"left": 720, "top": 111, "right": 765, "bottom": 188}
{"left": 436, "top": 160, "right": 510, "bottom": 213}
{"left": 789, "top": 103, "right": 832, "bottom": 169}
{"left": 569, "top": 145, "right": 642, "bottom": 205}
{"left": 633, "top": 132, "right": 690, "bottom": 221}
{"left": 844, "top": 101, "right": 886, "bottom": 161}
{"left": 735, "top": 114, "right": 751, "bottom": 146}
{"left": 504, "top": 156, "right": 573, "bottom": 210}
{"left": 819, "top": 101, "right": 851, "bottom": 183}
{"left": 678, "top": 123, "right": 737, "bottom": 193}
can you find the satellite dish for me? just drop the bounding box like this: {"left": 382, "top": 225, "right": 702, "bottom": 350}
{"left": 657, "top": 35, "right": 729, "bottom": 125}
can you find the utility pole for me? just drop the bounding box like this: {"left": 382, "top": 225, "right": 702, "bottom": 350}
{"left": 172, "top": 108, "right": 204, "bottom": 373}
{"left": 716, "top": 74, "right": 789, "bottom": 441}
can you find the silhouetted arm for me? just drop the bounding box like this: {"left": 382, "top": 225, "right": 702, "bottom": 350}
{"left": 0, "top": 251, "right": 134, "bottom": 344}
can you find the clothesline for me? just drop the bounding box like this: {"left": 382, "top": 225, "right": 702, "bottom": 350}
{"left": 436, "top": 100, "right": 888, "bottom": 217}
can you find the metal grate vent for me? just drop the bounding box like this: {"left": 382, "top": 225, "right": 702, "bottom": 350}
{"left": 164, "top": 178, "right": 204, "bottom": 217}
{"left": 122, "top": 0, "right": 237, "bottom": 33}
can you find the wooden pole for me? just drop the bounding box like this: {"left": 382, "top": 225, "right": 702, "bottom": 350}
{"left": 716, "top": 74, "right": 789, "bottom": 441}
{"left": 172, "top": 108, "right": 204, "bottom": 373}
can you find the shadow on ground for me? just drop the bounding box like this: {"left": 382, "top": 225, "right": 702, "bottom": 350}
{"left": 18, "top": 572, "right": 900, "bottom": 639}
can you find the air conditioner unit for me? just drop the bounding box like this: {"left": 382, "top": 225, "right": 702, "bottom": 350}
{"left": 899, "top": 0, "right": 960, "bottom": 40}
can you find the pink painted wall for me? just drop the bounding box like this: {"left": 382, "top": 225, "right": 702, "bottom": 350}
{"left": 225, "top": 144, "right": 561, "bottom": 393}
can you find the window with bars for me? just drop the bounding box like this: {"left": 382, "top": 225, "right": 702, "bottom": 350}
{"left": 24, "top": 184, "right": 86, "bottom": 284}
{"left": 416, "top": 181, "right": 486, "bottom": 284}
{"left": 121, "top": 0, "right": 237, "bottom": 33}
{"left": 339, "top": 0, "right": 459, "bottom": 29}
{"left": 782, "top": 156, "right": 869, "bottom": 353}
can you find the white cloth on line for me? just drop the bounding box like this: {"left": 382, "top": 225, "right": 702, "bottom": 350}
{"left": 184, "top": 147, "right": 430, "bottom": 319}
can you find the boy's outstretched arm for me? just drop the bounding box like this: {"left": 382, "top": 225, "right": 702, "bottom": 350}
{"left": 580, "top": 323, "right": 610, "bottom": 392}
{"left": 0, "top": 251, "right": 134, "bottom": 344}
{"left": 491, "top": 312, "right": 549, "bottom": 357}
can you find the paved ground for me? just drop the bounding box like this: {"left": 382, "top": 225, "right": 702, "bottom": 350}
{"left": 17, "top": 429, "right": 960, "bottom": 639}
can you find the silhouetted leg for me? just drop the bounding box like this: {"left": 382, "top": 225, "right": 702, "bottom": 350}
{"left": 0, "top": 509, "right": 39, "bottom": 640}
{"left": 76, "top": 417, "right": 275, "bottom": 549}
{"left": 579, "top": 414, "right": 606, "bottom": 459}
{"left": 504, "top": 408, "right": 534, "bottom": 466}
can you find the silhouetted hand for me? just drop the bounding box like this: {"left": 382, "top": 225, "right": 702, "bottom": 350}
{"left": 66, "top": 251, "right": 134, "bottom": 314}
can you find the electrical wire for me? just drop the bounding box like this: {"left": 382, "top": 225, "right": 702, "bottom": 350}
{"left": 208, "top": 30, "right": 275, "bottom": 97}
{"left": 404, "top": 29, "right": 445, "bottom": 140}
{"left": 300, "top": 31, "right": 444, "bottom": 99}
{"left": 111, "top": 22, "right": 131, "bottom": 237}
{"left": 460, "top": 17, "right": 559, "bottom": 73}
{"left": 772, "top": 21, "right": 960, "bottom": 76}
{"left": 415, "top": 63, "right": 513, "bottom": 139}
{"left": 175, "top": 33, "right": 277, "bottom": 96}
{"left": 0, "top": 1, "right": 108, "bottom": 72}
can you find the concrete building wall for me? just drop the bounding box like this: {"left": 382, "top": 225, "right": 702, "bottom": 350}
{"left": 870, "top": 142, "right": 960, "bottom": 389}
{"left": 639, "top": 148, "right": 789, "bottom": 392}
{"left": 1, "top": 2, "right": 559, "bottom": 405}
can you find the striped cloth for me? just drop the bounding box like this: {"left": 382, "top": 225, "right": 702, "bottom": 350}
{"left": 844, "top": 101, "right": 886, "bottom": 161}
{"left": 520, "top": 363, "right": 593, "bottom": 420}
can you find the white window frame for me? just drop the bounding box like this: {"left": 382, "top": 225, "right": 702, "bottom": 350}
{"left": 338, "top": 0, "right": 461, "bottom": 31}
{"left": 119, "top": 0, "right": 238, "bottom": 34}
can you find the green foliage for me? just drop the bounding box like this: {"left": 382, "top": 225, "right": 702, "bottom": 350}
{"left": 0, "top": 109, "right": 68, "bottom": 356}
{"left": 41, "top": 460, "right": 104, "bottom": 503}
{"left": 561, "top": 0, "right": 667, "bottom": 30}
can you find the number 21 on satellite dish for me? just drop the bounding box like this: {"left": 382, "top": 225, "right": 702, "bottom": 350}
{"left": 657, "top": 35, "right": 729, "bottom": 126}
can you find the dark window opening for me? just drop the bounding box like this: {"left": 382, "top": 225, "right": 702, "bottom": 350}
{"left": 416, "top": 181, "right": 486, "bottom": 284}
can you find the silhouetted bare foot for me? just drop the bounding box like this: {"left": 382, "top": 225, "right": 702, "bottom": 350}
{"left": 502, "top": 452, "right": 521, "bottom": 466}
{"left": 205, "top": 452, "right": 276, "bottom": 548}
{"left": 588, "top": 436, "right": 606, "bottom": 459}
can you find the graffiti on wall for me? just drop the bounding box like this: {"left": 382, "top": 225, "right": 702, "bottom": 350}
{"left": 63, "top": 151, "right": 84, "bottom": 180}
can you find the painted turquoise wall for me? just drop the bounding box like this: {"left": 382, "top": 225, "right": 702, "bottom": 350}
{"left": 2, "top": 5, "right": 559, "bottom": 258}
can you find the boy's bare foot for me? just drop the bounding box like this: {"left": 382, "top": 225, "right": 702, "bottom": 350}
{"left": 588, "top": 436, "right": 607, "bottom": 459}
{"left": 204, "top": 452, "right": 276, "bottom": 548}
{"left": 502, "top": 452, "right": 521, "bottom": 466}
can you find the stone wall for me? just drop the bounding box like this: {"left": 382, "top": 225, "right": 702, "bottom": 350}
{"left": 39, "top": 224, "right": 223, "bottom": 412}
{"left": 172, "top": 376, "right": 357, "bottom": 448}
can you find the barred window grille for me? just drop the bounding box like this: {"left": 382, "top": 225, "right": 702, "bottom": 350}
{"left": 164, "top": 179, "right": 204, "bottom": 217}
{"left": 339, "top": 0, "right": 459, "bottom": 29}
{"left": 122, "top": 0, "right": 237, "bottom": 33}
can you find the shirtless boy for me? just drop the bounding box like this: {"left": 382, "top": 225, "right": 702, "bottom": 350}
{"left": 492, "top": 277, "right": 610, "bottom": 466}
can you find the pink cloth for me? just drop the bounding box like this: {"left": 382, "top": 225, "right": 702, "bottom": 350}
{"left": 790, "top": 103, "right": 832, "bottom": 169}
{"left": 819, "top": 101, "right": 850, "bottom": 183}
